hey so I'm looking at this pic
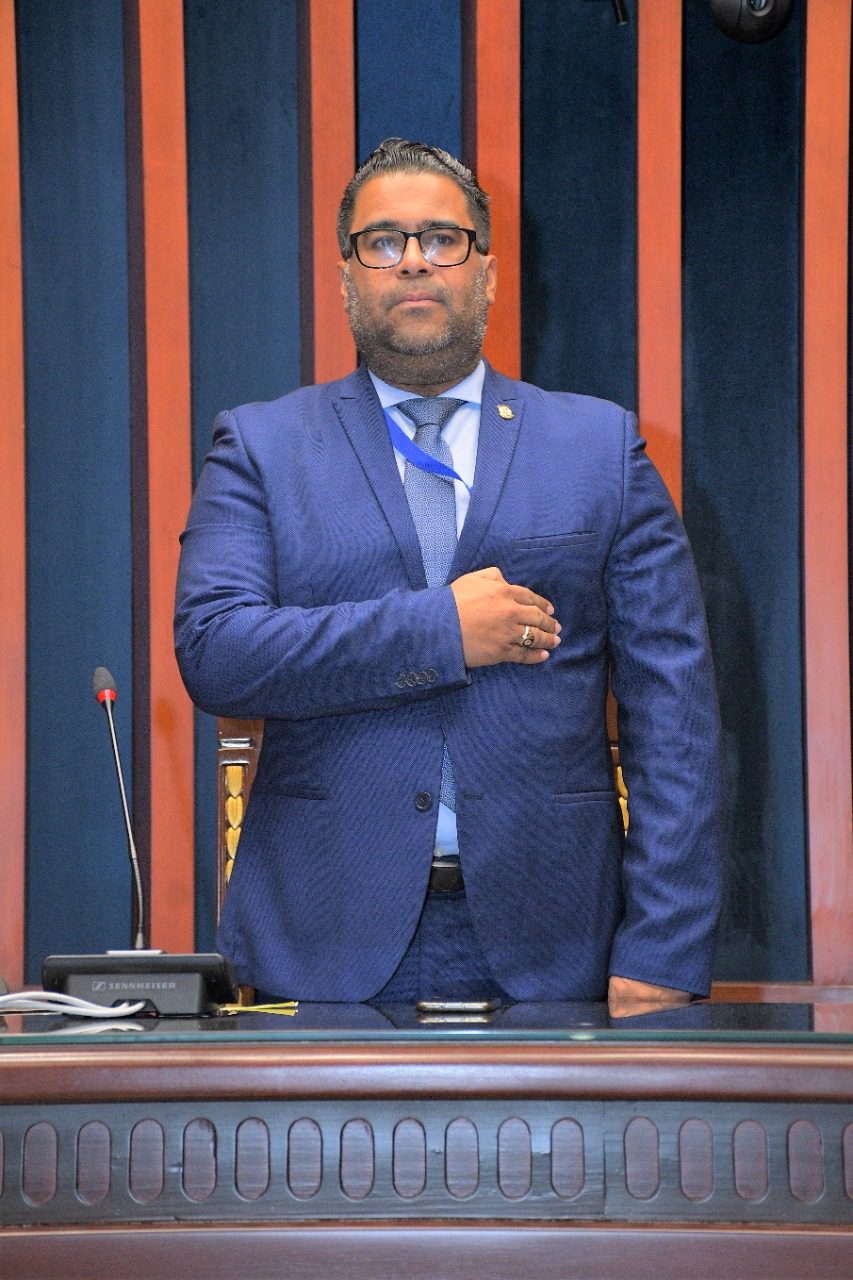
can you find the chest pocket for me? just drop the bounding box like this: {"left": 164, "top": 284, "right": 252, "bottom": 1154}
{"left": 506, "top": 531, "right": 600, "bottom": 600}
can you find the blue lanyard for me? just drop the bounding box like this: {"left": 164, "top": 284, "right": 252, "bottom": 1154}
{"left": 384, "top": 409, "right": 471, "bottom": 493}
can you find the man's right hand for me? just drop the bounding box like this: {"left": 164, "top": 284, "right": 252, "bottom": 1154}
{"left": 450, "top": 567, "right": 561, "bottom": 668}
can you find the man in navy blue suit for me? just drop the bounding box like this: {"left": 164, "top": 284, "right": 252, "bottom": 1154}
{"left": 175, "top": 139, "right": 724, "bottom": 1008}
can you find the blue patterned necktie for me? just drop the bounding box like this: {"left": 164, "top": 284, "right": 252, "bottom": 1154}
{"left": 398, "top": 396, "right": 466, "bottom": 811}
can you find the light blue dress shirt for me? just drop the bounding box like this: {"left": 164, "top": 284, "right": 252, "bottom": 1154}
{"left": 368, "top": 361, "right": 485, "bottom": 855}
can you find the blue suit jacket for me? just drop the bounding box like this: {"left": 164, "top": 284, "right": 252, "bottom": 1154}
{"left": 175, "top": 363, "right": 724, "bottom": 1000}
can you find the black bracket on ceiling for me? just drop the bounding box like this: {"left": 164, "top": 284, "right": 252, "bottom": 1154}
{"left": 582, "top": 0, "right": 630, "bottom": 27}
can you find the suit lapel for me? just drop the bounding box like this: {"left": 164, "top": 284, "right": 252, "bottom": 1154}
{"left": 331, "top": 363, "right": 524, "bottom": 588}
{"left": 451, "top": 364, "right": 523, "bottom": 576}
{"left": 331, "top": 366, "right": 428, "bottom": 589}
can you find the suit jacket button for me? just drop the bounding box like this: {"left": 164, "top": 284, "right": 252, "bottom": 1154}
{"left": 425, "top": 668, "right": 438, "bottom": 683}
{"left": 406, "top": 672, "right": 418, "bottom": 687}
{"left": 414, "top": 791, "right": 433, "bottom": 812}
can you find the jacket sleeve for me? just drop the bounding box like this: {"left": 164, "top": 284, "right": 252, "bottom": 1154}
{"left": 604, "top": 412, "right": 724, "bottom": 997}
{"left": 174, "top": 409, "right": 470, "bottom": 720}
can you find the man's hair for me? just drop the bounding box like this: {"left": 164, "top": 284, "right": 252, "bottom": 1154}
{"left": 337, "top": 137, "right": 491, "bottom": 257}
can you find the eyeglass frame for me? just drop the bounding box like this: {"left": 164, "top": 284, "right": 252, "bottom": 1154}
{"left": 347, "top": 225, "right": 480, "bottom": 269}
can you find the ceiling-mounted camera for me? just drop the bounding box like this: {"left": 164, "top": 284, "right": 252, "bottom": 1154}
{"left": 710, "top": 0, "right": 793, "bottom": 44}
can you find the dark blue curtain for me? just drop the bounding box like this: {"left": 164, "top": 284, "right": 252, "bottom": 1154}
{"left": 682, "top": 0, "right": 807, "bottom": 979}
{"left": 356, "top": 0, "right": 462, "bottom": 162}
{"left": 18, "top": 0, "right": 134, "bottom": 974}
{"left": 521, "top": 0, "right": 637, "bottom": 409}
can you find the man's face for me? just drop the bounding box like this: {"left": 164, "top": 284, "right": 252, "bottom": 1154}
{"left": 339, "top": 171, "right": 497, "bottom": 394}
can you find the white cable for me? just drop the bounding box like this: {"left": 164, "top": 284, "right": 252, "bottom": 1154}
{"left": 0, "top": 991, "right": 146, "bottom": 1018}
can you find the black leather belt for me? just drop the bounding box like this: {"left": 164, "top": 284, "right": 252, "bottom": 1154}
{"left": 428, "top": 858, "right": 464, "bottom": 893}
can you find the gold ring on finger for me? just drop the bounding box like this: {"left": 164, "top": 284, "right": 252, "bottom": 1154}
{"left": 521, "top": 624, "right": 535, "bottom": 648}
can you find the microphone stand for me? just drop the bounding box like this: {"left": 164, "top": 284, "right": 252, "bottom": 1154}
{"left": 43, "top": 665, "right": 239, "bottom": 1015}
{"left": 100, "top": 691, "right": 145, "bottom": 950}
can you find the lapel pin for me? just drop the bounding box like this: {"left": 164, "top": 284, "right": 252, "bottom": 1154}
{"left": 497, "top": 404, "right": 514, "bottom": 420}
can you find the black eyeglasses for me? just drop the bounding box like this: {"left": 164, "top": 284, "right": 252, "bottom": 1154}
{"left": 348, "top": 226, "right": 478, "bottom": 269}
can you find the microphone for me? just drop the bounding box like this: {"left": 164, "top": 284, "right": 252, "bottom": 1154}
{"left": 93, "top": 667, "right": 145, "bottom": 949}
{"left": 40, "top": 668, "right": 239, "bottom": 1016}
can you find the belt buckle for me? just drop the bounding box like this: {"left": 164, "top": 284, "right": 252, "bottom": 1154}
{"left": 429, "top": 855, "right": 464, "bottom": 893}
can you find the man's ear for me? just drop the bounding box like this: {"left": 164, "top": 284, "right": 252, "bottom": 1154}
{"left": 338, "top": 260, "right": 350, "bottom": 309}
{"left": 483, "top": 254, "right": 497, "bottom": 306}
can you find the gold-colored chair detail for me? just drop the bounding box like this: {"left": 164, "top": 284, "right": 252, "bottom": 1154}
{"left": 216, "top": 718, "right": 263, "bottom": 921}
{"left": 612, "top": 743, "right": 629, "bottom": 832}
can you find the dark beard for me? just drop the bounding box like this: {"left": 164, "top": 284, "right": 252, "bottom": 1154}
{"left": 342, "top": 269, "right": 489, "bottom": 391}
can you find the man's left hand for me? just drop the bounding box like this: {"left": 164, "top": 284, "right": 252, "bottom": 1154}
{"left": 607, "top": 974, "right": 692, "bottom": 1018}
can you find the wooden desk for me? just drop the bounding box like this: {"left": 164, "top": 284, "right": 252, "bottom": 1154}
{"left": 1, "top": 1003, "right": 851, "bottom": 1278}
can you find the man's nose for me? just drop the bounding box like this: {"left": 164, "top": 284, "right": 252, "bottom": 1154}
{"left": 397, "top": 235, "right": 433, "bottom": 273}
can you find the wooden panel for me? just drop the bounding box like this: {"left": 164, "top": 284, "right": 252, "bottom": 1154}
{"left": 802, "top": 0, "right": 853, "bottom": 984}
{"left": 710, "top": 983, "right": 853, "bottom": 1004}
{"left": 0, "top": 1223, "right": 852, "bottom": 1280}
{"left": 235, "top": 1118, "right": 270, "bottom": 1201}
{"left": 302, "top": 0, "right": 355, "bottom": 384}
{"left": 496, "top": 1117, "right": 532, "bottom": 1199}
{"left": 678, "top": 1119, "right": 714, "bottom": 1202}
{"left": 392, "top": 1119, "right": 427, "bottom": 1199}
{"left": 288, "top": 1118, "right": 322, "bottom": 1199}
{"left": 1, "top": 1086, "right": 851, "bottom": 1228}
{"left": 136, "top": 0, "right": 195, "bottom": 951}
{"left": 75, "top": 1122, "right": 111, "bottom": 1207}
{"left": 21, "top": 1123, "right": 57, "bottom": 1208}
{"left": 711, "top": 984, "right": 853, "bottom": 1033}
{"left": 2, "top": 1041, "right": 851, "bottom": 1104}
{"left": 550, "top": 1118, "right": 585, "bottom": 1200}
{"left": 464, "top": 0, "right": 521, "bottom": 378}
{"left": 182, "top": 1119, "right": 216, "bottom": 1202}
{"left": 129, "top": 1120, "right": 164, "bottom": 1204}
{"left": 787, "top": 1119, "right": 824, "bottom": 1203}
{"left": 340, "top": 1118, "right": 375, "bottom": 1200}
{"left": 0, "top": 0, "right": 25, "bottom": 986}
{"left": 637, "top": 0, "right": 681, "bottom": 508}
{"left": 733, "top": 1119, "right": 769, "bottom": 1202}
{"left": 445, "top": 1117, "right": 479, "bottom": 1199}
{"left": 624, "top": 1116, "right": 660, "bottom": 1200}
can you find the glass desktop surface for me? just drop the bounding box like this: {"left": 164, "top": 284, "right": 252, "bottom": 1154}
{"left": 0, "top": 1000, "right": 851, "bottom": 1046}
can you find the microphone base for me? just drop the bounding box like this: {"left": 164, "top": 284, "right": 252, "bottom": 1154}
{"left": 42, "top": 952, "right": 239, "bottom": 1016}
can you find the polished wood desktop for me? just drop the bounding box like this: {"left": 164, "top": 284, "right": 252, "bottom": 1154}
{"left": 0, "top": 995, "right": 851, "bottom": 1279}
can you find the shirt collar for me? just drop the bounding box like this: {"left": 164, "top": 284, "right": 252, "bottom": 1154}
{"left": 368, "top": 360, "right": 485, "bottom": 409}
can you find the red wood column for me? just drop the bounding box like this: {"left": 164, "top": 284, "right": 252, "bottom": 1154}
{"left": 136, "top": 1, "right": 195, "bottom": 952}
{"left": 301, "top": 0, "right": 355, "bottom": 384}
{"left": 0, "top": 0, "right": 26, "bottom": 988}
{"left": 636, "top": 0, "right": 682, "bottom": 509}
{"left": 802, "top": 0, "right": 853, "bottom": 983}
{"left": 463, "top": 0, "right": 521, "bottom": 378}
